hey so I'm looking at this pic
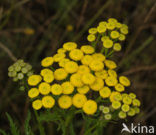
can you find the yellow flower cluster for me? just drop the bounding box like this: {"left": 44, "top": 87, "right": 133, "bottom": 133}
{"left": 88, "top": 18, "right": 128, "bottom": 52}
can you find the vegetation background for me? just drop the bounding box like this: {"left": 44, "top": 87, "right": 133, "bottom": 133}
{"left": 0, "top": 0, "right": 156, "bottom": 134}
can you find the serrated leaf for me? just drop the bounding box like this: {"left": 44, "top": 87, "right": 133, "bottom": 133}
{"left": 6, "top": 113, "right": 20, "bottom": 135}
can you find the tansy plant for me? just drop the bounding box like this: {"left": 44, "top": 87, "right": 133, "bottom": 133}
{"left": 7, "top": 18, "right": 141, "bottom": 135}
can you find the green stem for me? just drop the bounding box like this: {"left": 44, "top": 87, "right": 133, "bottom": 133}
{"left": 34, "top": 110, "right": 45, "bottom": 135}
{"left": 107, "top": 50, "right": 114, "bottom": 58}
{"left": 84, "top": 123, "right": 98, "bottom": 135}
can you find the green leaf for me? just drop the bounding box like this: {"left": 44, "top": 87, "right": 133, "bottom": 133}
{"left": 6, "top": 113, "right": 20, "bottom": 135}
{"left": 24, "top": 111, "right": 34, "bottom": 135}
{"left": 0, "top": 129, "right": 7, "bottom": 135}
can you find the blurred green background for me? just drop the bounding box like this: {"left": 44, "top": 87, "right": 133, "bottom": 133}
{"left": 0, "top": 0, "right": 156, "bottom": 134}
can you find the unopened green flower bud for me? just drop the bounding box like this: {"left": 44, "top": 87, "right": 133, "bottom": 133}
{"left": 27, "top": 71, "right": 33, "bottom": 76}
{"left": 25, "top": 64, "right": 32, "bottom": 70}
{"left": 17, "top": 73, "right": 24, "bottom": 80}
{"left": 104, "top": 114, "right": 112, "bottom": 120}
{"left": 8, "top": 66, "right": 14, "bottom": 72}
{"left": 21, "top": 67, "right": 28, "bottom": 74}
{"left": 14, "top": 65, "right": 21, "bottom": 72}
{"left": 13, "top": 77, "right": 18, "bottom": 82}
{"left": 8, "top": 71, "right": 17, "bottom": 77}
{"left": 102, "top": 107, "right": 110, "bottom": 114}
{"left": 19, "top": 86, "right": 25, "bottom": 91}
{"left": 99, "top": 105, "right": 105, "bottom": 111}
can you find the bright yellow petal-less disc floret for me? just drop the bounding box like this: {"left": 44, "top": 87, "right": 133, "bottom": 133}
{"left": 43, "top": 74, "right": 54, "bottom": 83}
{"left": 77, "top": 85, "right": 90, "bottom": 94}
{"left": 40, "top": 68, "right": 53, "bottom": 76}
{"left": 81, "top": 55, "right": 93, "bottom": 65}
{"left": 63, "top": 42, "right": 77, "bottom": 51}
{"left": 92, "top": 53, "right": 105, "bottom": 61}
{"left": 88, "top": 28, "right": 97, "bottom": 34}
{"left": 105, "top": 76, "right": 118, "bottom": 86}
{"left": 99, "top": 87, "right": 111, "bottom": 98}
{"left": 61, "top": 81, "right": 74, "bottom": 94}
{"left": 104, "top": 60, "right": 117, "bottom": 69}
{"left": 32, "top": 99, "right": 42, "bottom": 110}
{"left": 81, "top": 45, "right": 95, "bottom": 54}
{"left": 51, "top": 84, "right": 63, "bottom": 95}
{"left": 64, "top": 61, "right": 78, "bottom": 73}
{"left": 42, "top": 96, "right": 55, "bottom": 108}
{"left": 87, "top": 34, "right": 96, "bottom": 42}
{"left": 41, "top": 57, "right": 53, "bottom": 67}
{"left": 28, "top": 75, "right": 42, "bottom": 86}
{"left": 54, "top": 68, "right": 68, "bottom": 80}
{"left": 115, "top": 83, "right": 125, "bottom": 92}
{"left": 72, "top": 93, "right": 87, "bottom": 108}
{"left": 58, "top": 95, "right": 72, "bottom": 109}
{"left": 70, "top": 73, "right": 84, "bottom": 87}
{"left": 119, "top": 76, "right": 131, "bottom": 87}
{"left": 77, "top": 65, "right": 90, "bottom": 75}
{"left": 28, "top": 88, "right": 39, "bottom": 98}
{"left": 95, "top": 70, "right": 108, "bottom": 79}
{"left": 39, "top": 82, "right": 51, "bottom": 95}
{"left": 59, "top": 58, "right": 70, "bottom": 67}
{"left": 83, "top": 100, "right": 97, "bottom": 115}
{"left": 89, "top": 60, "right": 104, "bottom": 71}
{"left": 69, "top": 49, "right": 84, "bottom": 61}
{"left": 53, "top": 53, "right": 66, "bottom": 62}
{"left": 82, "top": 73, "right": 95, "bottom": 85}
{"left": 90, "top": 78, "right": 104, "bottom": 91}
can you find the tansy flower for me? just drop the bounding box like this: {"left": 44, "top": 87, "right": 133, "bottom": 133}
{"left": 89, "top": 60, "right": 104, "bottom": 71}
{"left": 77, "top": 85, "right": 89, "bottom": 94}
{"left": 114, "top": 93, "right": 122, "bottom": 101}
{"left": 119, "top": 76, "right": 130, "bottom": 87}
{"left": 132, "top": 99, "right": 141, "bottom": 107}
{"left": 63, "top": 42, "right": 77, "bottom": 51}
{"left": 77, "top": 65, "right": 90, "bottom": 75}
{"left": 69, "top": 49, "right": 84, "bottom": 61}
{"left": 82, "top": 73, "right": 95, "bottom": 85}
{"left": 110, "top": 92, "right": 120, "bottom": 102}
{"left": 99, "top": 87, "right": 111, "bottom": 98}
{"left": 101, "top": 36, "right": 110, "bottom": 42}
{"left": 104, "top": 114, "right": 112, "bottom": 120}
{"left": 81, "top": 55, "right": 93, "bottom": 65}
{"left": 104, "top": 60, "right": 117, "bottom": 69}
{"left": 120, "top": 27, "right": 128, "bottom": 35}
{"left": 102, "top": 107, "right": 110, "bottom": 114}
{"left": 43, "top": 74, "right": 54, "bottom": 83}
{"left": 92, "top": 53, "right": 105, "bottom": 61}
{"left": 97, "top": 25, "right": 106, "bottom": 33}
{"left": 112, "top": 101, "right": 121, "bottom": 109}
{"left": 40, "top": 68, "right": 53, "bottom": 77}
{"left": 95, "top": 70, "right": 108, "bottom": 79}
{"left": 108, "top": 18, "right": 117, "bottom": 23}
{"left": 72, "top": 93, "right": 87, "bottom": 108}
{"left": 58, "top": 95, "right": 72, "bottom": 109}
{"left": 115, "top": 83, "right": 125, "bottom": 92}
{"left": 54, "top": 68, "right": 68, "bottom": 80}
{"left": 110, "top": 31, "right": 119, "bottom": 39}
{"left": 116, "top": 22, "right": 122, "bottom": 28}
{"left": 106, "top": 22, "right": 115, "bottom": 30}
{"left": 53, "top": 53, "right": 66, "bottom": 62}
{"left": 42, "top": 96, "right": 55, "bottom": 108}
{"left": 28, "top": 75, "right": 42, "bottom": 86}
{"left": 134, "top": 107, "right": 140, "bottom": 114}
{"left": 122, "top": 96, "right": 132, "bottom": 105}
{"left": 128, "top": 108, "right": 135, "bottom": 116}
{"left": 64, "top": 61, "right": 78, "bottom": 73}
{"left": 59, "top": 58, "right": 70, "bottom": 67}
{"left": 70, "top": 73, "right": 84, "bottom": 87}
{"left": 103, "top": 39, "right": 113, "bottom": 48}
{"left": 105, "top": 76, "right": 118, "bottom": 86}
{"left": 108, "top": 69, "right": 117, "bottom": 78}
{"left": 118, "top": 34, "right": 125, "bottom": 41}
{"left": 39, "top": 82, "right": 51, "bottom": 95}
{"left": 90, "top": 78, "right": 104, "bottom": 91}
{"left": 41, "top": 57, "right": 53, "bottom": 67}
{"left": 87, "top": 34, "right": 96, "bottom": 42}
{"left": 83, "top": 100, "right": 97, "bottom": 115}
{"left": 51, "top": 84, "right": 62, "bottom": 95}
{"left": 80, "top": 45, "right": 95, "bottom": 54}
{"left": 57, "top": 48, "right": 66, "bottom": 54}
{"left": 118, "top": 111, "right": 127, "bottom": 119}
{"left": 88, "top": 28, "right": 97, "bottom": 34}
{"left": 129, "top": 93, "right": 136, "bottom": 99}
{"left": 32, "top": 99, "right": 42, "bottom": 110}
{"left": 99, "top": 21, "right": 107, "bottom": 27}
{"left": 121, "top": 104, "right": 130, "bottom": 112}
{"left": 61, "top": 81, "right": 74, "bottom": 94}
{"left": 28, "top": 88, "right": 39, "bottom": 98}
{"left": 113, "top": 43, "right": 121, "bottom": 51}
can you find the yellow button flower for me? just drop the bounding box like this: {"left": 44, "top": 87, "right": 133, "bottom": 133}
{"left": 113, "top": 43, "right": 121, "bottom": 51}
{"left": 112, "top": 101, "right": 121, "bottom": 109}
{"left": 51, "top": 84, "right": 62, "bottom": 95}
{"left": 87, "top": 34, "right": 96, "bottom": 42}
{"left": 64, "top": 61, "right": 78, "bottom": 73}
{"left": 39, "top": 82, "right": 51, "bottom": 95}
{"left": 69, "top": 49, "right": 84, "bottom": 61}
{"left": 83, "top": 100, "right": 97, "bottom": 115}
{"left": 99, "top": 87, "right": 111, "bottom": 98}
{"left": 43, "top": 74, "right": 54, "bottom": 83}
{"left": 32, "top": 99, "right": 42, "bottom": 110}
{"left": 82, "top": 73, "right": 95, "bottom": 85}
{"left": 77, "top": 85, "right": 89, "bottom": 94}
{"left": 120, "top": 27, "right": 128, "bottom": 35}
{"left": 92, "top": 53, "right": 105, "bottom": 61}
{"left": 118, "top": 111, "right": 127, "bottom": 119}
{"left": 89, "top": 60, "right": 104, "bottom": 71}
{"left": 110, "top": 31, "right": 119, "bottom": 39}
{"left": 119, "top": 76, "right": 130, "bottom": 87}
{"left": 81, "top": 55, "right": 93, "bottom": 65}
{"left": 70, "top": 73, "right": 84, "bottom": 87}
{"left": 108, "top": 18, "right": 117, "bottom": 23}
{"left": 72, "top": 93, "right": 87, "bottom": 108}
{"left": 57, "top": 48, "right": 66, "bottom": 54}
{"left": 95, "top": 70, "right": 108, "bottom": 79}
{"left": 28, "top": 75, "right": 42, "bottom": 86}
{"left": 97, "top": 25, "right": 106, "bottom": 33}
{"left": 80, "top": 45, "right": 95, "bottom": 54}
{"left": 90, "top": 78, "right": 104, "bottom": 91}
{"left": 41, "top": 57, "right": 53, "bottom": 67}
{"left": 54, "top": 68, "right": 68, "bottom": 80}
{"left": 104, "top": 60, "right": 117, "bottom": 69}
{"left": 115, "top": 83, "right": 125, "bottom": 92}
{"left": 121, "top": 104, "right": 130, "bottom": 112}
{"left": 122, "top": 96, "right": 132, "bottom": 105}
{"left": 108, "top": 69, "right": 117, "bottom": 78}
{"left": 116, "top": 22, "right": 122, "bottom": 28}
{"left": 59, "top": 58, "right": 70, "bottom": 67}
{"left": 62, "top": 81, "right": 74, "bottom": 94}
{"left": 105, "top": 76, "right": 118, "bottom": 86}
{"left": 63, "top": 42, "right": 77, "bottom": 51}
{"left": 101, "top": 36, "right": 110, "bottom": 42}
{"left": 129, "top": 93, "right": 136, "bottom": 99}
{"left": 132, "top": 99, "right": 141, "bottom": 107}
{"left": 118, "top": 34, "right": 126, "bottom": 41}
{"left": 106, "top": 22, "right": 115, "bottom": 30}
{"left": 40, "top": 68, "right": 53, "bottom": 77}
{"left": 58, "top": 95, "right": 72, "bottom": 109}
{"left": 88, "top": 28, "right": 97, "bottom": 34}
{"left": 110, "top": 92, "right": 120, "bottom": 102}
{"left": 128, "top": 108, "right": 135, "bottom": 116}
{"left": 42, "top": 96, "right": 55, "bottom": 108}
{"left": 77, "top": 65, "right": 90, "bottom": 75}
{"left": 103, "top": 39, "right": 113, "bottom": 48}
{"left": 99, "top": 21, "right": 107, "bottom": 27}
{"left": 53, "top": 53, "right": 66, "bottom": 62}
{"left": 28, "top": 88, "right": 39, "bottom": 98}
